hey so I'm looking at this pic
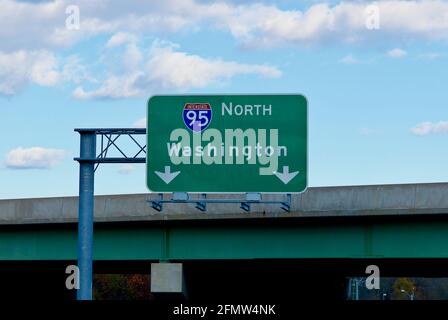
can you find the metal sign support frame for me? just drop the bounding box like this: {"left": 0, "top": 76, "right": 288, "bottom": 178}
{"left": 74, "top": 128, "right": 146, "bottom": 300}
{"left": 149, "top": 192, "right": 291, "bottom": 213}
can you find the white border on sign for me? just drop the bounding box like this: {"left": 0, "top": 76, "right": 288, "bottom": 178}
{"left": 145, "top": 93, "right": 309, "bottom": 195}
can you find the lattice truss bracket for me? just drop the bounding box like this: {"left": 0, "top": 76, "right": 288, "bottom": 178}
{"left": 74, "top": 128, "right": 146, "bottom": 171}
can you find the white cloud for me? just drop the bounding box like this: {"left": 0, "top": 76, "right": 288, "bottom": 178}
{"left": 221, "top": 0, "right": 448, "bottom": 47}
{"left": 0, "top": 0, "right": 202, "bottom": 51}
{"left": 133, "top": 117, "right": 146, "bottom": 128}
{"left": 2, "top": 0, "right": 448, "bottom": 52}
{"left": 106, "top": 32, "right": 138, "bottom": 48}
{"left": 73, "top": 74, "right": 142, "bottom": 99}
{"left": 4, "top": 147, "right": 65, "bottom": 169}
{"left": 0, "top": 50, "right": 60, "bottom": 95}
{"left": 2, "top": 1, "right": 448, "bottom": 96}
{"left": 411, "top": 121, "right": 448, "bottom": 135}
{"left": 60, "top": 55, "right": 97, "bottom": 84}
{"left": 146, "top": 44, "right": 281, "bottom": 88}
{"left": 118, "top": 164, "right": 135, "bottom": 175}
{"left": 73, "top": 40, "right": 281, "bottom": 99}
{"left": 0, "top": 36, "right": 279, "bottom": 97}
{"left": 0, "top": 0, "right": 67, "bottom": 50}
{"left": 387, "top": 48, "right": 407, "bottom": 58}
{"left": 0, "top": 50, "right": 92, "bottom": 95}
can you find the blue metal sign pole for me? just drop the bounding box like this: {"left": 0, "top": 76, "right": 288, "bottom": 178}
{"left": 76, "top": 130, "right": 96, "bottom": 300}
{"left": 75, "top": 128, "right": 147, "bottom": 300}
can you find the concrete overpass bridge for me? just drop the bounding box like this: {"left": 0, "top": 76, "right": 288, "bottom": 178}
{"left": 1, "top": 182, "right": 448, "bottom": 300}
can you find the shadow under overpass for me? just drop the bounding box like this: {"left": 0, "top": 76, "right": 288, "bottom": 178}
{"left": 1, "top": 259, "right": 448, "bottom": 301}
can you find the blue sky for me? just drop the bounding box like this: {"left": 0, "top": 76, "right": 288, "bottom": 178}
{"left": 1, "top": 0, "right": 448, "bottom": 199}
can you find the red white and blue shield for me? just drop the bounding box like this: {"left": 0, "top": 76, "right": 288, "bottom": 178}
{"left": 183, "top": 103, "right": 212, "bottom": 132}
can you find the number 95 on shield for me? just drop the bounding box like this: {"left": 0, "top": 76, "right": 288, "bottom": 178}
{"left": 183, "top": 103, "right": 212, "bottom": 132}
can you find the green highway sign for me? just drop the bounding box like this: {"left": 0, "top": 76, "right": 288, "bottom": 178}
{"left": 147, "top": 94, "right": 307, "bottom": 193}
